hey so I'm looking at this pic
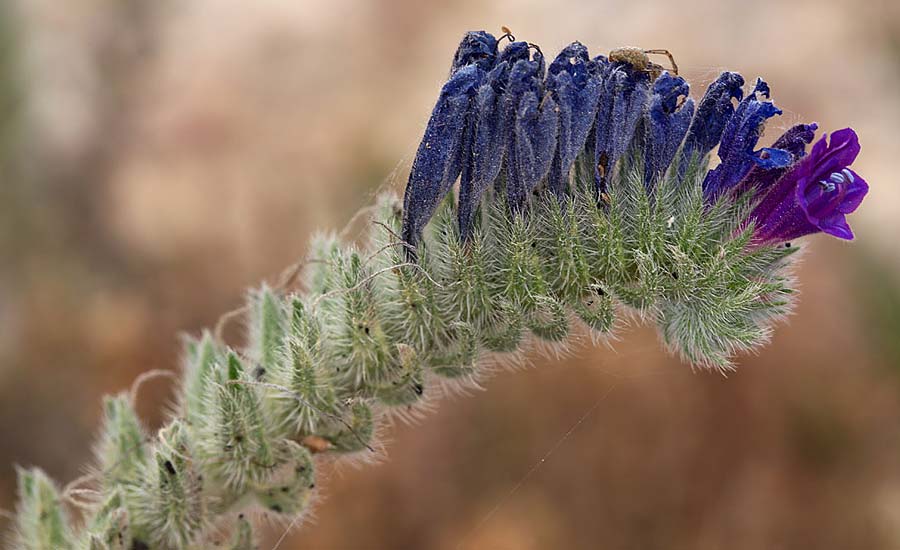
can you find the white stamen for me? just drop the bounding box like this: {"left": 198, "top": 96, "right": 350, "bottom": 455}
{"left": 829, "top": 172, "right": 845, "bottom": 184}
{"left": 842, "top": 168, "right": 855, "bottom": 183}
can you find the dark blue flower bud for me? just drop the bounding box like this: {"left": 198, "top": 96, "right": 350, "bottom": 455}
{"left": 498, "top": 41, "right": 531, "bottom": 66}
{"left": 450, "top": 31, "right": 498, "bottom": 74}
{"left": 457, "top": 40, "right": 539, "bottom": 241}
{"left": 702, "top": 78, "right": 792, "bottom": 201}
{"left": 770, "top": 122, "right": 819, "bottom": 160}
{"left": 401, "top": 65, "right": 484, "bottom": 250}
{"left": 642, "top": 72, "right": 695, "bottom": 187}
{"left": 592, "top": 63, "right": 650, "bottom": 195}
{"left": 682, "top": 71, "right": 744, "bottom": 162}
{"left": 458, "top": 71, "right": 507, "bottom": 241}
{"left": 546, "top": 42, "right": 603, "bottom": 200}
{"left": 502, "top": 58, "right": 558, "bottom": 212}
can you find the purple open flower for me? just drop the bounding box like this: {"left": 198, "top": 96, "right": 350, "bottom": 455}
{"left": 749, "top": 128, "right": 868, "bottom": 243}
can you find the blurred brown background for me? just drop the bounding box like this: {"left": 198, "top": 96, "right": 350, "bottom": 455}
{"left": 2, "top": 0, "right": 900, "bottom": 548}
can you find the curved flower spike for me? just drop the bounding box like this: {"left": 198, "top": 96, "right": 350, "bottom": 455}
{"left": 593, "top": 63, "right": 650, "bottom": 194}
{"left": 702, "top": 78, "right": 792, "bottom": 201}
{"left": 450, "top": 31, "right": 498, "bottom": 74}
{"left": 546, "top": 42, "right": 603, "bottom": 200}
{"left": 401, "top": 65, "right": 484, "bottom": 250}
{"left": 642, "top": 72, "right": 695, "bottom": 186}
{"left": 750, "top": 128, "right": 868, "bottom": 243}
{"left": 736, "top": 122, "right": 818, "bottom": 196}
{"left": 502, "top": 58, "right": 558, "bottom": 212}
{"left": 682, "top": 71, "right": 745, "bottom": 162}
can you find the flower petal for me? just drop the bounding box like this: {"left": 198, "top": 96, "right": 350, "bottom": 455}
{"left": 837, "top": 169, "right": 868, "bottom": 214}
{"left": 818, "top": 214, "right": 855, "bottom": 240}
{"left": 752, "top": 147, "right": 793, "bottom": 170}
{"left": 809, "top": 128, "right": 861, "bottom": 182}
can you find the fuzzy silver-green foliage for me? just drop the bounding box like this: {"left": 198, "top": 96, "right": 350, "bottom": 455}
{"left": 9, "top": 153, "right": 797, "bottom": 548}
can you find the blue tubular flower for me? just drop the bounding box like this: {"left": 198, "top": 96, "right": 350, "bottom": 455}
{"left": 545, "top": 42, "right": 603, "bottom": 200}
{"left": 702, "top": 79, "right": 793, "bottom": 201}
{"left": 749, "top": 128, "right": 868, "bottom": 242}
{"left": 401, "top": 65, "right": 484, "bottom": 250}
{"left": 502, "top": 56, "right": 559, "bottom": 213}
{"left": 735, "top": 122, "right": 818, "bottom": 196}
{"left": 592, "top": 62, "right": 650, "bottom": 195}
{"left": 450, "top": 31, "right": 498, "bottom": 73}
{"left": 457, "top": 41, "right": 531, "bottom": 241}
{"left": 642, "top": 72, "right": 695, "bottom": 186}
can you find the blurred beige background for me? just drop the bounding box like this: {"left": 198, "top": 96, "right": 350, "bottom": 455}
{"left": 2, "top": 0, "right": 900, "bottom": 548}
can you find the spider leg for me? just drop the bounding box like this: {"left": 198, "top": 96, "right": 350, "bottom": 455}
{"left": 643, "top": 49, "right": 678, "bottom": 75}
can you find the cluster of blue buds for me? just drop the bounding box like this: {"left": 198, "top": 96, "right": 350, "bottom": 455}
{"left": 401, "top": 30, "right": 867, "bottom": 253}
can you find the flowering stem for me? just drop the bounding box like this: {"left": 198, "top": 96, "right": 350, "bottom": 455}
{"left": 9, "top": 29, "right": 868, "bottom": 549}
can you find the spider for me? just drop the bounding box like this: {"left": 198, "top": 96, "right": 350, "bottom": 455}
{"left": 608, "top": 47, "right": 679, "bottom": 80}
